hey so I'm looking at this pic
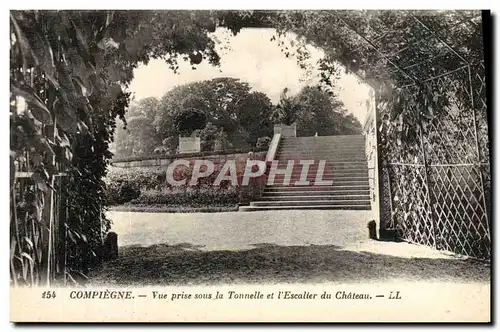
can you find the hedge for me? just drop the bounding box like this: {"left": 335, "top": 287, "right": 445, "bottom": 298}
{"left": 129, "top": 187, "right": 239, "bottom": 207}
{"left": 112, "top": 147, "right": 268, "bottom": 163}
{"left": 104, "top": 166, "right": 267, "bottom": 207}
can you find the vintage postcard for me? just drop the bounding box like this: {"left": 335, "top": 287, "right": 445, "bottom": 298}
{"left": 9, "top": 9, "right": 491, "bottom": 322}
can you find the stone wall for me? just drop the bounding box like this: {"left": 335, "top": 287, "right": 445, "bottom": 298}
{"left": 112, "top": 150, "right": 267, "bottom": 169}
{"left": 363, "top": 89, "right": 380, "bottom": 226}
{"left": 273, "top": 123, "right": 296, "bottom": 137}
{"left": 178, "top": 137, "right": 201, "bottom": 153}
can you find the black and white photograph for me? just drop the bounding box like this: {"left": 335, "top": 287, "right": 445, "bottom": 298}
{"left": 8, "top": 8, "right": 492, "bottom": 322}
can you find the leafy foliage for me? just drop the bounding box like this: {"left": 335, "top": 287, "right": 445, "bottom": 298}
{"left": 272, "top": 88, "right": 302, "bottom": 125}
{"left": 10, "top": 10, "right": 225, "bottom": 285}
{"left": 105, "top": 180, "right": 141, "bottom": 206}
{"left": 256, "top": 136, "right": 272, "bottom": 149}
{"left": 115, "top": 77, "right": 275, "bottom": 159}
{"left": 130, "top": 187, "right": 240, "bottom": 207}
{"left": 105, "top": 165, "right": 266, "bottom": 207}
{"left": 294, "top": 86, "right": 362, "bottom": 136}
{"left": 11, "top": 9, "right": 489, "bottom": 285}
{"left": 192, "top": 122, "right": 227, "bottom": 152}
{"left": 270, "top": 85, "right": 362, "bottom": 135}
{"left": 154, "top": 77, "right": 274, "bottom": 151}
{"left": 175, "top": 109, "right": 208, "bottom": 136}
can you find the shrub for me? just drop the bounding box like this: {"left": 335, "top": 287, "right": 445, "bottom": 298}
{"left": 256, "top": 136, "right": 272, "bottom": 149}
{"left": 238, "top": 175, "right": 267, "bottom": 204}
{"left": 105, "top": 167, "right": 165, "bottom": 205}
{"left": 105, "top": 159, "right": 268, "bottom": 207}
{"left": 271, "top": 88, "right": 302, "bottom": 125}
{"left": 106, "top": 167, "right": 166, "bottom": 191}
{"left": 214, "top": 130, "right": 231, "bottom": 152}
{"left": 105, "top": 181, "right": 141, "bottom": 205}
{"left": 129, "top": 186, "right": 239, "bottom": 207}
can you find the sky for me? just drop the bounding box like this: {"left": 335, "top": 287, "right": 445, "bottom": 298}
{"left": 128, "top": 28, "right": 372, "bottom": 123}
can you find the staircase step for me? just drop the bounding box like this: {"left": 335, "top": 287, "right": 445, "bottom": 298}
{"left": 311, "top": 163, "right": 367, "bottom": 169}
{"left": 277, "top": 155, "right": 366, "bottom": 159}
{"left": 268, "top": 181, "right": 369, "bottom": 186}
{"left": 279, "top": 156, "right": 366, "bottom": 160}
{"left": 277, "top": 152, "right": 366, "bottom": 156}
{"left": 281, "top": 167, "right": 369, "bottom": 173}
{"left": 267, "top": 163, "right": 368, "bottom": 169}
{"left": 264, "top": 185, "right": 370, "bottom": 191}
{"left": 269, "top": 168, "right": 369, "bottom": 173}
{"left": 279, "top": 150, "right": 365, "bottom": 155}
{"left": 279, "top": 143, "right": 365, "bottom": 147}
{"left": 266, "top": 179, "right": 370, "bottom": 190}
{"left": 280, "top": 144, "right": 365, "bottom": 148}
{"left": 288, "top": 161, "right": 367, "bottom": 164}
{"left": 266, "top": 184, "right": 369, "bottom": 190}
{"left": 270, "top": 174, "right": 368, "bottom": 180}
{"left": 263, "top": 190, "right": 370, "bottom": 196}
{"left": 280, "top": 143, "right": 365, "bottom": 147}
{"left": 277, "top": 159, "right": 367, "bottom": 164}
{"left": 267, "top": 180, "right": 369, "bottom": 186}
{"left": 281, "top": 142, "right": 365, "bottom": 145}
{"left": 242, "top": 135, "right": 372, "bottom": 212}
{"left": 274, "top": 172, "right": 370, "bottom": 177}
{"left": 277, "top": 152, "right": 366, "bottom": 157}
{"left": 240, "top": 205, "right": 371, "bottom": 211}
{"left": 261, "top": 194, "right": 370, "bottom": 201}
{"left": 282, "top": 136, "right": 365, "bottom": 141}
{"left": 284, "top": 171, "right": 368, "bottom": 179}
{"left": 268, "top": 173, "right": 369, "bottom": 182}
{"left": 251, "top": 200, "right": 371, "bottom": 207}
{"left": 279, "top": 145, "right": 365, "bottom": 149}
{"left": 268, "top": 179, "right": 369, "bottom": 184}
{"left": 279, "top": 148, "right": 366, "bottom": 151}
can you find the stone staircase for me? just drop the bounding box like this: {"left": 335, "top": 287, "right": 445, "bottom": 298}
{"left": 241, "top": 135, "right": 371, "bottom": 211}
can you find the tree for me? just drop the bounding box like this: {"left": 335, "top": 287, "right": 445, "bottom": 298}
{"left": 112, "top": 97, "right": 162, "bottom": 158}
{"left": 271, "top": 88, "right": 302, "bottom": 125}
{"left": 192, "top": 122, "right": 225, "bottom": 152}
{"left": 154, "top": 77, "right": 273, "bottom": 150}
{"left": 10, "top": 10, "right": 225, "bottom": 286}
{"left": 174, "top": 109, "right": 207, "bottom": 136}
{"left": 126, "top": 115, "right": 161, "bottom": 155}
{"left": 129, "top": 97, "right": 159, "bottom": 121}
{"left": 256, "top": 136, "right": 272, "bottom": 149}
{"left": 112, "top": 122, "right": 132, "bottom": 158}
{"left": 277, "top": 86, "right": 362, "bottom": 136}
{"left": 154, "top": 82, "right": 206, "bottom": 142}
{"left": 10, "top": 10, "right": 488, "bottom": 286}
{"left": 237, "top": 91, "right": 274, "bottom": 145}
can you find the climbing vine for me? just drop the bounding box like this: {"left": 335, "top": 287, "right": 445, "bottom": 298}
{"left": 10, "top": 10, "right": 489, "bottom": 285}
{"left": 10, "top": 10, "right": 224, "bottom": 285}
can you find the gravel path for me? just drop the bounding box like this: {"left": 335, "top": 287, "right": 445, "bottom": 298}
{"left": 106, "top": 210, "right": 373, "bottom": 251}
{"left": 87, "top": 210, "right": 491, "bottom": 286}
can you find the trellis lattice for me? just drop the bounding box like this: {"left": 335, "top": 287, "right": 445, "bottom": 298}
{"left": 380, "top": 166, "right": 395, "bottom": 230}
{"left": 389, "top": 164, "right": 435, "bottom": 248}
{"left": 305, "top": 10, "right": 491, "bottom": 259}
{"left": 471, "top": 62, "right": 490, "bottom": 164}
{"left": 430, "top": 165, "right": 490, "bottom": 258}
{"left": 481, "top": 163, "right": 491, "bottom": 231}
{"left": 380, "top": 61, "right": 490, "bottom": 260}
{"left": 423, "top": 68, "right": 479, "bottom": 165}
